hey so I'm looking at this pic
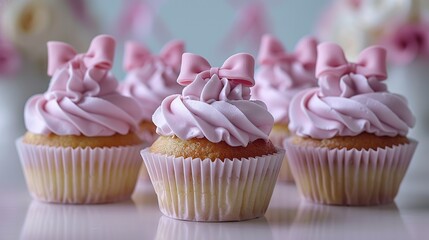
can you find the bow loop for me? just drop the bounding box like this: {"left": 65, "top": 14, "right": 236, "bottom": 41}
{"left": 47, "top": 42, "right": 77, "bottom": 76}
{"left": 258, "top": 35, "right": 290, "bottom": 64}
{"left": 177, "top": 53, "right": 211, "bottom": 85}
{"left": 123, "top": 40, "right": 184, "bottom": 72}
{"left": 258, "top": 34, "right": 317, "bottom": 68}
{"left": 160, "top": 40, "right": 185, "bottom": 72}
{"left": 177, "top": 53, "right": 255, "bottom": 86}
{"left": 355, "top": 46, "right": 387, "bottom": 79}
{"left": 84, "top": 35, "right": 115, "bottom": 70}
{"left": 123, "top": 41, "right": 151, "bottom": 71}
{"left": 47, "top": 35, "right": 115, "bottom": 76}
{"left": 294, "top": 36, "right": 318, "bottom": 68}
{"left": 316, "top": 42, "right": 387, "bottom": 80}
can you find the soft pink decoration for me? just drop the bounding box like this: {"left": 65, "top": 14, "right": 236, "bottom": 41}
{"left": 116, "top": 0, "right": 170, "bottom": 42}
{"left": 258, "top": 35, "right": 318, "bottom": 69}
{"left": 26, "top": 35, "right": 141, "bottom": 136}
{"left": 252, "top": 35, "right": 318, "bottom": 124}
{"left": 288, "top": 43, "right": 415, "bottom": 139}
{"left": 221, "top": 1, "right": 270, "bottom": 53}
{"left": 0, "top": 36, "right": 20, "bottom": 76}
{"left": 316, "top": 43, "right": 387, "bottom": 80}
{"left": 177, "top": 53, "right": 255, "bottom": 86}
{"left": 123, "top": 40, "right": 184, "bottom": 72}
{"left": 153, "top": 52, "right": 274, "bottom": 147}
{"left": 381, "top": 22, "right": 429, "bottom": 65}
{"left": 47, "top": 35, "right": 115, "bottom": 76}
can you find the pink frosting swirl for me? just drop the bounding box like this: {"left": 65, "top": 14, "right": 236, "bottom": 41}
{"left": 119, "top": 40, "right": 184, "bottom": 121}
{"left": 153, "top": 53, "right": 274, "bottom": 147}
{"left": 25, "top": 35, "right": 141, "bottom": 136}
{"left": 289, "top": 43, "right": 415, "bottom": 139}
{"left": 252, "top": 35, "right": 318, "bottom": 123}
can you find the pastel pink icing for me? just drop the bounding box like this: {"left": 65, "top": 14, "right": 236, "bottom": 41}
{"left": 289, "top": 43, "right": 415, "bottom": 139}
{"left": 252, "top": 35, "right": 318, "bottom": 123}
{"left": 119, "top": 40, "right": 184, "bottom": 121}
{"left": 25, "top": 35, "right": 141, "bottom": 136}
{"left": 153, "top": 53, "right": 274, "bottom": 147}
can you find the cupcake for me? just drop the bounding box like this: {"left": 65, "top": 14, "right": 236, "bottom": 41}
{"left": 119, "top": 40, "right": 184, "bottom": 182}
{"left": 252, "top": 34, "right": 318, "bottom": 182}
{"left": 119, "top": 40, "right": 184, "bottom": 144}
{"left": 16, "top": 35, "right": 143, "bottom": 204}
{"left": 285, "top": 42, "right": 417, "bottom": 205}
{"left": 141, "top": 53, "right": 285, "bottom": 221}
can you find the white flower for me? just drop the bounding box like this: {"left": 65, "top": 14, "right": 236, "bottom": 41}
{"left": 0, "top": 0, "right": 91, "bottom": 64}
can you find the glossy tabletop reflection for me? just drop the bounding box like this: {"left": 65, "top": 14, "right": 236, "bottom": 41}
{"left": 1, "top": 163, "right": 429, "bottom": 240}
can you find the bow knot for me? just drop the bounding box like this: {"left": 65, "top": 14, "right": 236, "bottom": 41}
{"left": 123, "top": 40, "right": 184, "bottom": 72}
{"left": 347, "top": 63, "right": 357, "bottom": 73}
{"left": 177, "top": 53, "right": 255, "bottom": 86}
{"left": 47, "top": 35, "right": 115, "bottom": 76}
{"left": 258, "top": 34, "right": 318, "bottom": 68}
{"left": 210, "top": 67, "right": 220, "bottom": 76}
{"left": 316, "top": 42, "right": 387, "bottom": 80}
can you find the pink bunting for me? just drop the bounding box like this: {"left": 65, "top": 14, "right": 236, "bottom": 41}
{"left": 220, "top": 1, "right": 271, "bottom": 54}
{"left": 116, "top": 0, "right": 171, "bottom": 42}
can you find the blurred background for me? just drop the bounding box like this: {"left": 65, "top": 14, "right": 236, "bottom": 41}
{"left": 1, "top": 0, "right": 429, "bottom": 192}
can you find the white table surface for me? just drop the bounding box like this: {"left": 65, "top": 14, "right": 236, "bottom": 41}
{"left": 1, "top": 138, "right": 429, "bottom": 240}
{"left": 1, "top": 68, "right": 429, "bottom": 240}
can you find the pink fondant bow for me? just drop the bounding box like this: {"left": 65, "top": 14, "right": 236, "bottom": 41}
{"left": 177, "top": 53, "right": 255, "bottom": 86}
{"left": 123, "top": 40, "right": 184, "bottom": 72}
{"left": 258, "top": 34, "right": 318, "bottom": 68}
{"left": 316, "top": 43, "right": 387, "bottom": 80}
{"left": 47, "top": 35, "right": 115, "bottom": 76}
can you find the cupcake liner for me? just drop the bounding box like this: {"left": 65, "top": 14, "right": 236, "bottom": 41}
{"left": 270, "top": 131, "right": 294, "bottom": 182}
{"left": 284, "top": 139, "right": 418, "bottom": 205}
{"left": 16, "top": 138, "right": 143, "bottom": 204}
{"left": 141, "top": 148, "right": 285, "bottom": 222}
{"left": 136, "top": 132, "right": 158, "bottom": 182}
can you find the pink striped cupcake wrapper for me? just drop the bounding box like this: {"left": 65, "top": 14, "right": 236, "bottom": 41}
{"left": 16, "top": 138, "right": 143, "bottom": 204}
{"left": 141, "top": 148, "right": 285, "bottom": 221}
{"left": 284, "top": 139, "right": 418, "bottom": 206}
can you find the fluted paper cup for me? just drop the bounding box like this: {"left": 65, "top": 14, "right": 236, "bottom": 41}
{"left": 134, "top": 138, "right": 153, "bottom": 182}
{"left": 270, "top": 131, "right": 293, "bottom": 182}
{"left": 284, "top": 139, "right": 417, "bottom": 205}
{"left": 16, "top": 138, "right": 143, "bottom": 204}
{"left": 141, "top": 148, "right": 284, "bottom": 221}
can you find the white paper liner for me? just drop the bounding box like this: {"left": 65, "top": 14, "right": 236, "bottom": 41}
{"left": 135, "top": 140, "right": 153, "bottom": 182}
{"left": 141, "top": 148, "right": 285, "bottom": 222}
{"left": 16, "top": 138, "right": 143, "bottom": 204}
{"left": 270, "top": 131, "right": 294, "bottom": 182}
{"left": 136, "top": 131, "right": 158, "bottom": 182}
{"left": 284, "top": 139, "right": 418, "bottom": 205}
